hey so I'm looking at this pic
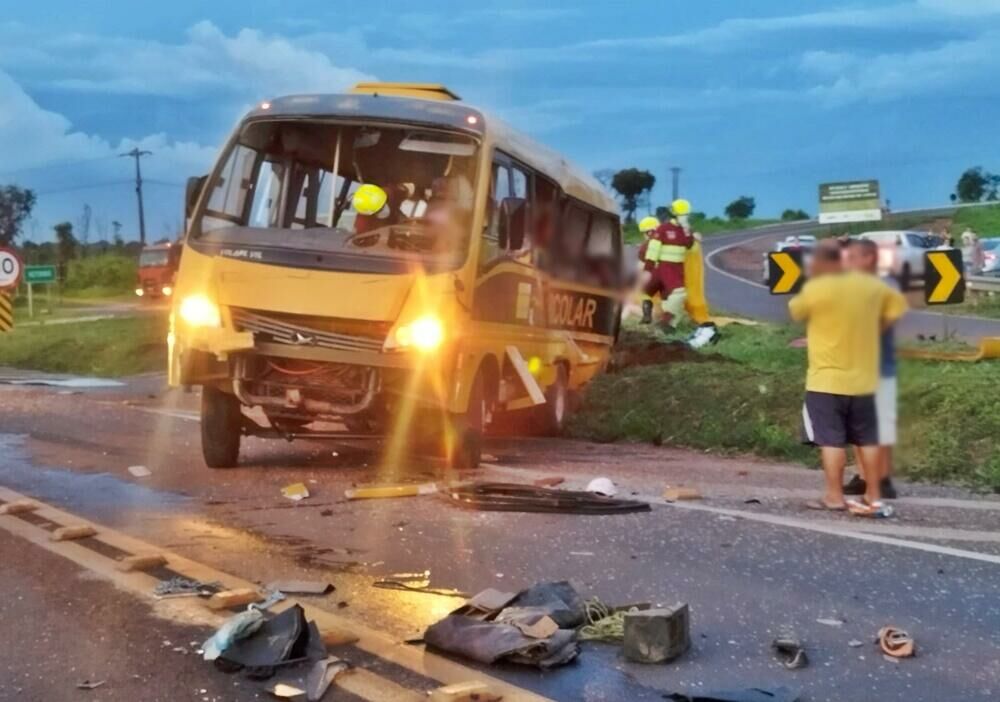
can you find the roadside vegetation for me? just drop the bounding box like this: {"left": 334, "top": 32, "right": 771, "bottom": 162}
{"left": 0, "top": 316, "right": 166, "bottom": 377}
{"left": 569, "top": 322, "right": 1000, "bottom": 492}
{"left": 952, "top": 202, "right": 1000, "bottom": 235}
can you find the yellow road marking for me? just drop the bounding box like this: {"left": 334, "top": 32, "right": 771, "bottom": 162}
{"left": 0, "top": 486, "right": 555, "bottom": 702}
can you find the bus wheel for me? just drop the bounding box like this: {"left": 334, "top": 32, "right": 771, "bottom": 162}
{"left": 201, "top": 386, "right": 242, "bottom": 468}
{"left": 445, "top": 372, "right": 485, "bottom": 470}
{"left": 538, "top": 364, "right": 569, "bottom": 436}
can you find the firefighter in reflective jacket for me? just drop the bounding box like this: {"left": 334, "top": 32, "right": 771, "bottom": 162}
{"left": 643, "top": 206, "right": 694, "bottom": 328}
{"left": 637, "top": 216, "right": 661, "bottom": 324}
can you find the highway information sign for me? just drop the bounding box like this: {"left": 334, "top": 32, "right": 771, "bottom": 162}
{"left": 24, "top": 265, "right": 56, "bottom": 284}
{"left": 925, "top": 249, "right": 965, "bottom": 305}
{"left": 767, "top": 249, "right": 805, "bottom": 295}
{"left": 818, "top": 180, "right": 883, "bottom": 225}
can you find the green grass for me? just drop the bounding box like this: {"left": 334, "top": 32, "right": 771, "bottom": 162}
{"left": 0, "top": 316, "right": 167, "bottom": 377}
{"left": 569, "top": 322, "right": 1000, "bottom": 491}
{"left": 952, "top": 203, "right": 1000, "bottom": 234}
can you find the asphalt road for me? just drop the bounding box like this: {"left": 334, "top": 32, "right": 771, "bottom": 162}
{"left": 1, "top": 375, "right": 999, "bottom": 701}
{"left": 702, "top": 224, "right": 1000, "bottom": 341}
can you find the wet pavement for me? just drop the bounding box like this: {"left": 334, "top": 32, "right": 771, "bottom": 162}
{"left": 1, "top": 374, "right": 999, "bottom": 701}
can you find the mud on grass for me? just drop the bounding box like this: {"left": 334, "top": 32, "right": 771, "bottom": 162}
{"left": 570, "top": 322, "right": 1000, "bottom": 491}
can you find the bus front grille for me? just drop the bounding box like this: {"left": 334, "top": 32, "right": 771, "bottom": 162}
{"left": 231, "top": 308, "right": 386, "bottom": 353}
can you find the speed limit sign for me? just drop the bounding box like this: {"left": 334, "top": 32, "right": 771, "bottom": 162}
{"left": 0, "top": 247, "right": 23, "bottom": 291}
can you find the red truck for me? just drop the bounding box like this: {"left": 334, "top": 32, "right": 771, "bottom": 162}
{"left": 135, "top": 242, "right": 181, "bottom": 299}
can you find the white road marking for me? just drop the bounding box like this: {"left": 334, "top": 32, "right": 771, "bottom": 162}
{"left": 486, "top": 463, "right": 1000, "bottom": 566}
{"left": 130, "top": 406, "right": 200, "bottom": 422}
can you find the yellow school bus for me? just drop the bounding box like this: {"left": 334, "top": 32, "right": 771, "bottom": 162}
{"left": 170, "top": 83, "right": 623, "bottom": 469}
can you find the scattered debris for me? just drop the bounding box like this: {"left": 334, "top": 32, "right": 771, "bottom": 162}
{"left": 578, "top": 599, "right": 627, "bottom": 643}
{"left": 878, "top": 626, "right": 915, "bottom": 658}
{"left": 569, "top": 551, "right": 595, "bottom": 557}
{"left": 446, "top": 482, "right": 650, "bottom": 515}
{"left": 665, "top": 687, "right": 800, "bottom": 702}
{"left": 344, "top": 482, "right": 437, "bottom": 500}
{"left": 76, "top": 680, "right": 106, "bottom": 691}
{"left": 217, "top": 604, "right": 326, "bottom": 675}
{"left": 117, "top": 553, "right": 168, "bottom": 573}
{"left": 772, "top": 636, "right": 809, "bottom": 669}
{"left": 202, "top": 607, "right": 266, "bottom": 661}
{"left": 816, "top": 618, "right": 845, "bottom": 628}
{"left": 373, "top": 571, "right": 468, "bottom": 598}
{"left": 265, "top": 580, "right": 335, "bottom": 596}
{"left": 154, "top": 576, "right": 224, "bottom": 599}
{"left": 424, "top": 581, "right": 584, "bottom": 668}
{"left": 207, "top": 588, "right": 265, "bottom": 611}
{"left": 268, "top": 682, "right": 306, "bottom": 698}
{"left": 744, "top": 498, "right": 762, "bottom": 505}
{"left": 848, "top": 639, "right": 864, "bottom": 648}
{"left": 586, "top": 477, "right": 617, "bottom": 497}
{"left": 128, "top": 465, "right": 152, "bottom": 478}
{"left": 282, "top": 483, "right": 311, "bottom": 501}
{"left": 305, "top": 656, "right": 350, "bottom": 701}
{"left": 532, "top": 476, "right": 565, "bottom": 488}
{"left": 622, "top": 604, "right": 690, "bottom": 663}
{"left": 663, "top": 487, "right": 702, "bottom": 502}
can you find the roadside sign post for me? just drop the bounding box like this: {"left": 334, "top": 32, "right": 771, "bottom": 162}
{"left": 767, "top": 249, "right": 805, "bottom": 295}
{"left": 924, "top": 249, "right": 965, "bottom": 342}
{"left": 818, "top": 180, "right": 883, "bottom": 226}
{"left": 23, "top": 265, "right": 57, "bottom": 319}
{"left": 0, "top": 247, "right": 24, "bottom": 333}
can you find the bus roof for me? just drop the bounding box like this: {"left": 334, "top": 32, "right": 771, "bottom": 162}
{"left": 247, "top": 93, "right": 619, "bottom": 215}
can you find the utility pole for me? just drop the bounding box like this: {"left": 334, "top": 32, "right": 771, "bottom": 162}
{"left": 670, "top": 166, "right": 682, "bottom": 202}
{"left": 121, "top": 148, "right": 152, "bottom": 244}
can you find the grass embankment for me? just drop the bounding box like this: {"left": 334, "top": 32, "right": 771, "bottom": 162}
{"left": 569, "top": 323, "right": 1000, "bottom": 491}
{"left": 0, "top": 316, "right": 166, "bottom": 377}
{"left": 623, "top": 218, "right": 779, "bottom": 244}
{"left": 952, "top": 203, "right": 1000, "bottom": 234}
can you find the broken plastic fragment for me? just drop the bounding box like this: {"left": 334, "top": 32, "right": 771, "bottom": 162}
{"left": 281, "top": 483, "right": 310, "bottom": 501}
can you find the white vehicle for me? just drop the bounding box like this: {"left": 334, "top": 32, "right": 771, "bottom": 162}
{"left": 762, "top": 236, "right": 815, "bottom": 284}
{"left": 859, "top": 230, "right": 938, "bottom": 289}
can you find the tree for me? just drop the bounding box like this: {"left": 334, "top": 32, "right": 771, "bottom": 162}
{"left": 611, "top": 168, "right": 656, "bottom": 223}
{"left": 955, "top": 167, "right": 991, "bottom": 203}
{"left": 54, "top": 222, "right": 77, "bottom": 282}
{"left": 725, "top": 196, "right": 756, "bottom": 220}
{"left": 781, "top": 208, "right": 810, "bottom": 221}
{"left": 0, "top": 185, "right": 37, "bottom": 246}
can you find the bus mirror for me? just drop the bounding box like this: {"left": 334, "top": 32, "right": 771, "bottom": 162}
{"left": 185, "top": 175, "right": 208, "bottom": 220}
{"left": 499, "top": 197, "right": 528, "bottom": 251}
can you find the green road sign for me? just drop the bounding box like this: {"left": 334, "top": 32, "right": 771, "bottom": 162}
{"left": 818, "top": 180, "right": 883, "bottom": 225}
{"left": 24, "top": 265, "right": 57, "bottom": 283}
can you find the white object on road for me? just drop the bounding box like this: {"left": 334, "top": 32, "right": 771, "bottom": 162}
{"left": 128, "top": 465, "right": 152, "bottom": 478}
{"left": 586, "top": 477, "right": 617, "bottom": 497}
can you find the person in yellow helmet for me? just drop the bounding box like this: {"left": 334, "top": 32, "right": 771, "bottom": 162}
{"left": 636, "top": 216, "right": 661, "bottom": 324}
{"left": 670, "top": 199, "right": 719, "bottom": 348}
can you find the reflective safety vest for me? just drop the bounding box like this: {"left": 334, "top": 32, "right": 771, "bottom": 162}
{"left": 645, "top": 222, "right": 693, "bottom": 264}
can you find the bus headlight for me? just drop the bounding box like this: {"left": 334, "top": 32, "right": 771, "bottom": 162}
{"left": 178, "top": 295, "right": 220, "bottom": 328}
{"left": 393, "top": 315, "right": 445, "bottom": 352}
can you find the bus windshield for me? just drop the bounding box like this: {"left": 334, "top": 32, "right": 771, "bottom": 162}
{"left": 193, "top": 119, "right": 480, "bottom": 273}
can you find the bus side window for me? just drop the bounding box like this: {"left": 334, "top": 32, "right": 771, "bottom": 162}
{"left": 584, "top": 214, "right": 620, "bottom": 287}
{"left": 556, "top": 202, "right": 591, "bottom": 282}
{"left": 481, "top": 162, "right": 511, "bottom": 268}
{"left": 533, "top": 177, "right": 559, "bottom": 269}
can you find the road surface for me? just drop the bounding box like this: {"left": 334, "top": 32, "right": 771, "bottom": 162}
{"left": 1, "top": 374, "right": 998, "bottom": 701}
{"left": 702, "top": 224, "right": 1000, "bottom": 341}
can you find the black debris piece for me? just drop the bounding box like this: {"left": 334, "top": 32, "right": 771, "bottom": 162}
{"left": 664, "top": 687, "right": 800, "bottom": 702}
{"left": 445, "top": 482, "right": 650, "bottom": 515}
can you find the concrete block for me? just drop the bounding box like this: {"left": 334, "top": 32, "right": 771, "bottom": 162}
{"left": 623, "top": 604, "right": 690, "bottom": 663}
{"left": 116, "top": 554, "right": 168, "bottom": 573}
{"left": 206, "top": 588, "right": 262, "bottom": 611}
{"left": 50, "top": 525, "right": 97, "bottom": 542}
{"left": 429, "top": 681, "right": 502, "bottom": 702}
{"left": 0, "top": 501, "right": 38, "bottom": 515}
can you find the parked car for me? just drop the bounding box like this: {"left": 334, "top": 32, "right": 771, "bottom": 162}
{"left": 859, "top": 230, "right": 938, "bottom": 289}
{"left": 980, "top": 238, "right": 1000, "bottom": 275}
{"left": 762, "top": 235, "right": 816, "bottom": 284}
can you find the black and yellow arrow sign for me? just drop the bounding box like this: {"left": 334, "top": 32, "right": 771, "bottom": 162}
{"left": 0, "top": 292, "right": 13, "bottom": 333}
{"left": 924, "top": 249, "right": 965, "bottom": 305}
{"left": 768, "top": 250, "right": 805, "bottom": 295}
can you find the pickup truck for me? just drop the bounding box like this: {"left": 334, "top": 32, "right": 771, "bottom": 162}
{"left": 858, "top": 230, "right": 938, "bottom": 289}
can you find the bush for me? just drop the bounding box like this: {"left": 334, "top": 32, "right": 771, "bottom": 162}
{"left": 65, "top": 255, "right": 137, "bottom": 292}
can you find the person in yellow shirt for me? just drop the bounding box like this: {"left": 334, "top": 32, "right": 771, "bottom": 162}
{"left": 788, "top": 240, "right": 907, "bottom": 516}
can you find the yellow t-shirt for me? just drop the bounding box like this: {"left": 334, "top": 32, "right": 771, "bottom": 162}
{"left": 788, "top": 272, "right": 908, "bottom": 395}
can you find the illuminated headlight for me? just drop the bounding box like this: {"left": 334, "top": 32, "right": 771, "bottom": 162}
{"left": 178, "top": 295, "right": 220, "bottom": 328}
{"left": 162, "top": 285, "right": 173, "bottom": 296}
{"left": 135, "top": 288, "right": 144, "bottom": 297}
{"left": 392, "top": 315, "right": 445, "bottom": 352}
{"left": 878, "top": 248, "right": 894, "bottom": 270}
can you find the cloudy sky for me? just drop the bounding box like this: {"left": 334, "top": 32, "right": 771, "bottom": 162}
{"left": 2, "top": 0, "right": 999, "bottom": 241}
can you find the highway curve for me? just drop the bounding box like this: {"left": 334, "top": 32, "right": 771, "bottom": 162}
{"left": 703, "top": 224, "right": 1000, "bottom": 341}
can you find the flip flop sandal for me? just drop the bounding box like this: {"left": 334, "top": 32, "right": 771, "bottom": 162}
{"left": 878, "top": 627, "right": 915, "bottom": 658}
{"left": 847, "top": 499, "right": 895, "bottom": 518}
{"left": 806, "top": 500, "right": 847, "bottom": 512}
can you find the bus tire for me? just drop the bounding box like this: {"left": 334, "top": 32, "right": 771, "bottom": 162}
{"left": 537, "top": 363, "right": 569, "bottom": 436}
{"left": 201, "top": 386, "right": 242, "bottom": 468}
{"left": 445, "top": 372, "right": 485, "bottom": 470}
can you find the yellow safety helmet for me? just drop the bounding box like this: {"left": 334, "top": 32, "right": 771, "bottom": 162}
{"left": 352, "top": 184, "right": 388, "bottom": 215}
{"left": 638, "top": 216, "right": 660, "bottom": 233}
{"left": 671, "top": 199, "right": 692, "bottom": 216}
